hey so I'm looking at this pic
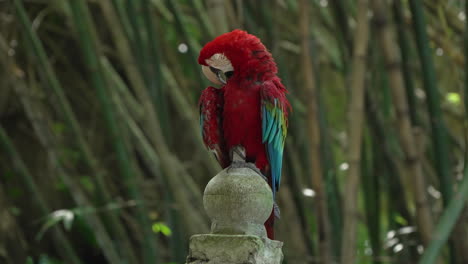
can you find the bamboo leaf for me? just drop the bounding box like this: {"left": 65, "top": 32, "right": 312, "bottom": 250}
{"left": 418, "top": 168, "right": 468, "bottom": 264}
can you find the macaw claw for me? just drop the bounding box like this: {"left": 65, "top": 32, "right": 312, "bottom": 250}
{"left": 273, "top": 202, "right": 281, "bottom": 219}
{"left": 228, "top": 161, "right": 267, "bottom": 181}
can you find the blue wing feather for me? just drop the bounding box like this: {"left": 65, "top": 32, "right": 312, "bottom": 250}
{"left": 264, "top": 107, "right": 276, "bottom": 142}
{"left": 261, "top": 99, "right": 287, "bottom": 198}
{"left": 199, "top": 113, "right": 205, "bottom": 138}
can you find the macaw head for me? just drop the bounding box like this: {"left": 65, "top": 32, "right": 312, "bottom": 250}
{"left": 198, "top": 29, "right": 278, "bottom": 87}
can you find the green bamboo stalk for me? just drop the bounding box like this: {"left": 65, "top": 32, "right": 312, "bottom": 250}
{"left": 277, "top": 51, "right": 316, "bottom": 255}
{"left": 67, "top": 1, "right": 158, "bottom": 263}
{"left": 311, "top": 27, "right": 343, "bottom": 259}
{"left": 319, "top": 102, "right": 342, "bottom": 260}
{"left": 242, "top": 1, "right": 258, "bottom": 32}
{"left": 464, "top": 0, "right": 468, "bottom": 168}
{"left": 149, "top": 0, "right": 173, "bottom": 22}
{"left": 409, "top": 2, "right": 457, "bottom": 260}
{"left": 329, "top": 0, "right": 350, "bottom": 47}
{"left": 393, "top": 0, "right": 418, "bottom": 125}
{"left": 164, "top": 0, "right": 202, "bottom": 53}
{"left": 111, "top": 0, "right": 135, "bottom": 43}
{"left": 141, "top": 0, "right": 170, "bottom": 141}
{"left": 365, "top": 90, "right": 420, "bottom": 262}
{"left": 365, "top": 93, "right": 414, "bottom": 224}
{"left": 125, "top": 0, "right": 146, "bottom": 77}
{"left": 189, "top": 0, "right": 215, "bottom": 38}
{"left": 329, "top": 0, "right": 351, "bottom": 73}
{"left": 161, "top": 64, "right": 221, "bottom": 175}
{"left": 205, "top": 0, "right": 229, "bottom": 35}
{"left": 418, "top": 168, "right": 468, "bottom": 264}
{"left": 0, "top": 126, "right": 82, "bottom": 264}
{"left": 100, "top": 0, "right": 147, "bottom": 106}
{"left": 107, "top": 1, "right": 214, "bottom": 231}
{"left": 13, "top": 1, "right": 136, "bottom": 261}
{"left": 108, "top": 68, "right": 210, "bottom": 235}
{"left": 408, "top": 0, "right": 452, "bottom": 204}
{"left": 101, "top": 58, "right": 187, "bottom": 261}
{"left": 284, "top": 142, "right": 315, "bottom": 255}
{"left": 362, "top": 134, "right": 380, "bottom": 264}
{"left": 373, "top": 0, "right": 436, "bottom": 248}
{"left": 164, "top": 0, "right": 207, "bottom": 89}
{"left": 340, "top": 0, "right": 369, "bottom": 262}
{"left": 16, "top": 74, "right": 125, "bottom": 264}
{"left": 299, "top": 0, "right": 332, "bottom": 262}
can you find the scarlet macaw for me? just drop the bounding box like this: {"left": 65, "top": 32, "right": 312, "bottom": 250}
{"left": 198, "top": 29, "right": 290, "bottom": 239}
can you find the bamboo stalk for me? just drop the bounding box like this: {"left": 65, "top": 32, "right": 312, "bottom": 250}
{"left": 423, "top": 1, "right": 463, "bottom": 35}
{"left": 100, "top": 0, "right": 147, "bottom": 107}
{"left": 362, "top": 135, "right": 380, "bottom": 264}
{"left": 164, "top": 0, "right": 209, "bottom": 91}
{"left": 189, "top": 0, "right": 215, "bottom": 38}
{"left": 372, "top": 0, "right": 435, "bottom": 247}
{"left": 465, "top": 0, "right": 468, "bottom": 173}
{"left": 67, "top": 1, "right": 158, "bottom": 263}
{"left": 366, "top": 93, "right": 414, "bottom": 227}
{"left": 13, "top": 1, "right": 137, "bottom": 261}
{"left": 329, "top": 0, "right": 350, "bottom": 46}
{"left": 340, "top": 0, "right": 369, "bottom": 262}
{"left": 141, "top": 0, "right": 170, "bottom": 140}
{"left": 235, "top": 0, "right": 244, "bottom": 28}
{"left": 104, "top": 0, "right": 192, "bottom": 180}
{"left": 329, "top": 0, "right": 351, "bottom": 72}
{"left": 164, "top": 0, "right": 202, "bottom": 63}
{"left": 0, "top": 126, "right": 82, "bottom": 264}
{"left": 418, "top": 167, "right": 468, "bottom": 264}
{"left": 408, "top": 0, "right": 452, "bottom": 205}
{"left": 392, "top": 0, "right": 418, "bottom": 125}
{"left": 103, "top": 1, "right": 213, "bottom": 244}
{"left": 451, "top": 2, "right": 468, "bottom": 262}
{"left": 285, "top": 142, "right": 315, "bottom": 255}
{"left": 366, "top": 91, "right": 417, "bottom": 263}
{"left": 319, "top": 107, "right": 342, "bottom": 260}
{"left": 125, "top": 0, "right": 147, "bottom": 78}
{"left": 409, "top": 2, "right": 457, "bottom": 262}
{"left": 206, "top": 0, "right": 229, "bottom": 35}
{"left": 102, "top": 58, "right": 189, "bottom": 261}
{"left": 311, "top": 27, "right": 343, "bottom": 259}
{"left": 16, "top": 73, "right": 124, "bottom": 264}
{"left": 299, "top": 0, "right": 332, "bottom": 262}
{"left": 161, "top": 65, "right": 220, "bottom": 175}
{"left": 110, "top": 0, "right": 135, "bottom": 43}
{"left": 108, "top": 70, "right": 210, "bottom": 235}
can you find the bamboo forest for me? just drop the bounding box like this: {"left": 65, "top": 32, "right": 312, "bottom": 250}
{"left": 1, "top": 0, "right": 468, "bottom": 263}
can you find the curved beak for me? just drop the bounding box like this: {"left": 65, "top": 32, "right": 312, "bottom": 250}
{"left": 202, "top": 65, "right": 224, "bottom": 86}
{"left": 216, "top": 71, "right": 227, "bottom": 85}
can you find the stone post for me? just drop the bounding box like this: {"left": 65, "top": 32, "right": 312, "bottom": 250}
{"left": 186, "top": 166, "right": 284, "bottom": 264}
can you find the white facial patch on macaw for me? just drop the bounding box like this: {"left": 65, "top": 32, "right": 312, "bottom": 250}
{"left": 202, "top": 65, "right": 223, "bottom": 86}
{"left": 202, "top": 53, "right": 234, "bottom": 87}
{"left": 206, "top": 53, "right": 233, "bottom": 73}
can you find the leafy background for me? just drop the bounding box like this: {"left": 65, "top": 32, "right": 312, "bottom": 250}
{"left": 1, "top": 0, "right": 467, "bottom": 263}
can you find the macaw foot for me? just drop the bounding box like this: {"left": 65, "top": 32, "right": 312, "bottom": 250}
{"left": 274, "top": 202, "right": 281, "bottom": 219}
{"left": 228, "top": 161, "right": 268, "bottom": 182}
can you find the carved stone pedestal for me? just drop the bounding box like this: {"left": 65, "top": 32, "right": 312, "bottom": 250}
{"left": 186, "top": 234, "right": 283, "bottom": 264}
{"left": 186, "top": 167, "right": 283, "bottom": 264}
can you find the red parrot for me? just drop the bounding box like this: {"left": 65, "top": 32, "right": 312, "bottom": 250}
{"left": 198, "top": 29, "right": 290, "bottom": 239}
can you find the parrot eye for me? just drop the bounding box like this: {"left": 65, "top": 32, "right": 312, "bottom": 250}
{"left": 225, "top": 71, "right": 234, "bottom": 79}
{"left": 209, "top": 66, "right": 219, "bottom": 74}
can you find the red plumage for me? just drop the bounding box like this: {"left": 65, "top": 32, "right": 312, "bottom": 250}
{"left": 199, "top": 86, "right": 229, "bottom": 168}
{"left": 199, "top": 30, "right": 290, "bottom": 239}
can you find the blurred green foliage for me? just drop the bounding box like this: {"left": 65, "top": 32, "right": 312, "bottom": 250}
{"left": 0, "top": 0, "right": 467, "bottom": 263}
